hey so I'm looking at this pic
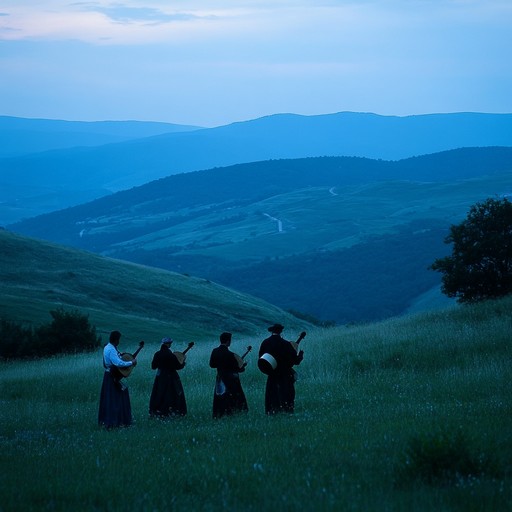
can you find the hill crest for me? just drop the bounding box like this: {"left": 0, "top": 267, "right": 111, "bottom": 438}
{"left": 2, "top": 111, "right": 512, "bottom": 225}
{"left": 0, "top": 229, "right": 309, "bottom": 340}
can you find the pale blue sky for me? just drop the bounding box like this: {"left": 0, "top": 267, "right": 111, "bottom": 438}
{"left": 1, "top": 0, "right": 511, "bottom": 127}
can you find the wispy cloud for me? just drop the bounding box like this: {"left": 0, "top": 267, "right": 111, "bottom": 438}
{"left": 0, "top": 1, "right": 227, "bottom": 43}
{"left": 1, "top": 1, "right": 511, "bottom": 125}
{"left": 76, "top": 2, "right": 208, "bottom": 25}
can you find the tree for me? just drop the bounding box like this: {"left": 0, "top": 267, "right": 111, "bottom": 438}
{"left": 35, "top": 307, "right": 102, "bottom": 356}
{"left": 0, "top": 319, "right": 34, "bottom": 359}
{"left": 430, "top": 197, "right": 512, "bottom": 303}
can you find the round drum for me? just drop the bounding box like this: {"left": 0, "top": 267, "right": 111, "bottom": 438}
{"left": 258, "top": 353, "right": 277, "bottom": 375}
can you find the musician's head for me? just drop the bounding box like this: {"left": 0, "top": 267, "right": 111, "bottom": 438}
{"left": 161, "top": 337, "right": 173, "bottom": 346}
{"left": 268, "top": 323, "right": 284, "bottom": 334}
{"left": 109, "top": 330, "right": 122, "bottom": 345}
{"left": 220, "top": 332, "right": 232, "bottom": 345}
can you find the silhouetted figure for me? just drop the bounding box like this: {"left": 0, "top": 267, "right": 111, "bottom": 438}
{"left": 149, "top": 337, "right": 187, "bottom": 417}
{"left": 209, "top": 332, "right": 249, "bottom": 418}
{"left": 258, "top": 324, "right": 304, "bottom": 414}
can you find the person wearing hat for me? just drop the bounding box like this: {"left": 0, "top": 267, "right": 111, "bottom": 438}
{"left": 149, "top": 337, "right": 187, "bottom": 417}
{"left": 209, "top": 332, "right": 249, "bottom": 418}
{"left": 98, "top": 330, "right": 137, "bottom": 429}
{"left": 258, "top": 323, "right": 304, "bottom": 414}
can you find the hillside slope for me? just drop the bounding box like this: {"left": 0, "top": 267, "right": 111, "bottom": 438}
{"left": 0, "top": 230, "right": 309, "bottom": 341}
{"left": 10, "top": 148, "right": 512, "bottom": 323}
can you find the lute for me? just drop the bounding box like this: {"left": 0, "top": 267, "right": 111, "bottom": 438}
{"left": 116, "top": 341, "right": 145, "bottom": 378}
{"left": 174, "top": 341, "right": 195, "bottom": 365}
{"left": 290, "top": 331, "right": 306, "bottom": 352}
{"left": 234, "top": 345, "right": 252, "bottom": 369}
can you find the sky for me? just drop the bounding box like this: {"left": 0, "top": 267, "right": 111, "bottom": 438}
{"left": 1, "top": 1, "right": 511, "bottom": 127}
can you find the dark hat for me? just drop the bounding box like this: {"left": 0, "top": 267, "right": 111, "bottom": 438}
{"left": 161, "top": 337, "right": 173, "bottom": 345}
{"left": 268, "top": 323, "right": 284, "bottom": 333}
{"left": 220, "top": 332, "right": 232, "bottom": 343}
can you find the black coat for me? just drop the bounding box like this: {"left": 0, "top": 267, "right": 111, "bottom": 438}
{"left": 259, "top": 333, "right": 303, "bottom": 414}
{"left": 149, "top": 345, "right": 187, "bottom": 417}
{"left": 209, "top": 344, "right": 248, "bottom": 418}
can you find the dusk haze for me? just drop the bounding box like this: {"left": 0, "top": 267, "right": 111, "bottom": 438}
{"left": 1, "top": 2, "right": 511, "bottom": 511}
{"left": 1, "top": 1, "right": 511, "bottom": 126}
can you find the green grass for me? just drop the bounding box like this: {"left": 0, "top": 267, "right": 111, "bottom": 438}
{"left": 82, "top": 171, "right": 512, "bottom": 261}
{"left": 1, "top": 296, "right": 511, "bottom": 511}
{"left": 0, "top": 229, "right": 309, "bottom": 341}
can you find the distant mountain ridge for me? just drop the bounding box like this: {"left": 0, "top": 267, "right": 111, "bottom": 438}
{"left": 1, "top": 111, "right": 512, "bottom": 225}
{"left": 0, "top": 116, "right": 202, "bottom": 158}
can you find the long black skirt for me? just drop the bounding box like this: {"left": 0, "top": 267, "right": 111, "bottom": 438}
{"left": 212, "top": 373, "right": 248, "bottom": 418}
{"left": 264, "top": 371, "right": 296, "bottom": 414}
{"left": 98, "top": 372, "right": 132, "bottom": 428}
{"left": 149, "top": 371, "right": 187, "bottom": 417}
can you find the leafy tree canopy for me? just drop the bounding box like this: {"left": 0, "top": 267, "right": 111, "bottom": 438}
{"left": 431, "top": 197, "right": 512, "bottom": 303}
{"left": 0, "top": 308, "right": 102, "bottom": 359}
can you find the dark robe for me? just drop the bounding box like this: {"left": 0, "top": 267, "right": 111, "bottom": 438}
{"left": 98, "top": 371, "right": 132, "bottom": 428}
{"left": 149, "top": 345, "right": 187, "bottom": 417}
{"left": 259, "top": 333, "right": 303, "bottom": 414}
{"left": 209, "top": 344, "right": 248, "bottom": 418}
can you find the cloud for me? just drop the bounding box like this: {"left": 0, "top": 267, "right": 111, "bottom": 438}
{"left": 0, "top": 1, "right": 227, "bottom": 43}
{"left": 76, "top": 2, "right": 207, "bottom": 25}
{"left": 1, "top": 1, "right": 511, "bottom": 126}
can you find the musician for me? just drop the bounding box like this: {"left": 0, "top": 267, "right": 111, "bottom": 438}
{"left": 149, "top": 337, "right": 187, "bottom": 417}
{"left": 258, "top": 323, "right": 304, "bottom": 415}
{"left": 98, "top": 330, "right": 137, "bottom": 429}
{"left": 209, "top": 332, "right": 248, "bottom": 418}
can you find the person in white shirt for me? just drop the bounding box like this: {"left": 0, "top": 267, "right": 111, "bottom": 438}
{"left": 98, "top": 330, "right": 137, "bottom": 429}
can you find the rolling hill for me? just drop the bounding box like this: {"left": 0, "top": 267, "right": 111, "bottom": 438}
{"left": 0, "top": 229, "right": 310, "bottom": 342}
{"left": 2, "top": 111, "right": 512, "bottom": 224}
{"left": 10, "top": 147, "right": 512, "bottom": 324}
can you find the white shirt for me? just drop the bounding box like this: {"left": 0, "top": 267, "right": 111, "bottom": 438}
{"left": 103, "top": 342, "right": 133, "bottom": 369}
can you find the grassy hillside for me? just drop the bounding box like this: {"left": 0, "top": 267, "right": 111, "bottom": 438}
{"left": 0, "top": 294, "right": 510, "bottom": 511}
{"left": 11, "top": 149, "right": 512, "bottom": 323}
{"left": 0, "top": 229, "right": 309, "bottom": 342}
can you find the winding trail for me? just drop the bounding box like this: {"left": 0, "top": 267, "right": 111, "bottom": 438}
{"left": 263, "top": 213, "right": 283, "bottom": 233}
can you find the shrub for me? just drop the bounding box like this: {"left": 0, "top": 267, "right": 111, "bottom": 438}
{"left": 34, "top": 308, "right": 102, "bottom": 357}
{"left": 0, "top": 319, "right": 35, "bottom": 359}
{"left": 395, "top": 430, "right": 499, "bottom": 487}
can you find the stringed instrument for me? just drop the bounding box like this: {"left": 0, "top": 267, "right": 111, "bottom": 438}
{"left": 173, "top": 341, "right": 194, "bottom": 365}
{"left": 234, "top": 345, "right": 252, "bottom": 369}
{"left": 116, "top": 340, "right": 145, "bottom": 378}
{"left": 290, "top": 331, "right": 307, "bottom": 352}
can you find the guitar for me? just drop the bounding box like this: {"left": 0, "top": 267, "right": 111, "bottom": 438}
{"left": 173, "top": 341, "right": 195, "bottom": 365}
{"left": 234, "top": 345, "right": 252, "bottom": 369}
{"left": 116, "top": 341, "right": 145, "bottom": 378}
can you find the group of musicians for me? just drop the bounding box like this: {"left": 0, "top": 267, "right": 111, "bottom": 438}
{"left": 98, "top": 324, "right": 306, "bottom": 429}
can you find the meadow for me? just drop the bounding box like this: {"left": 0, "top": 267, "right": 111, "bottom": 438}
{"left": 1, "top": 296, "right": 511, "bottom": 511}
